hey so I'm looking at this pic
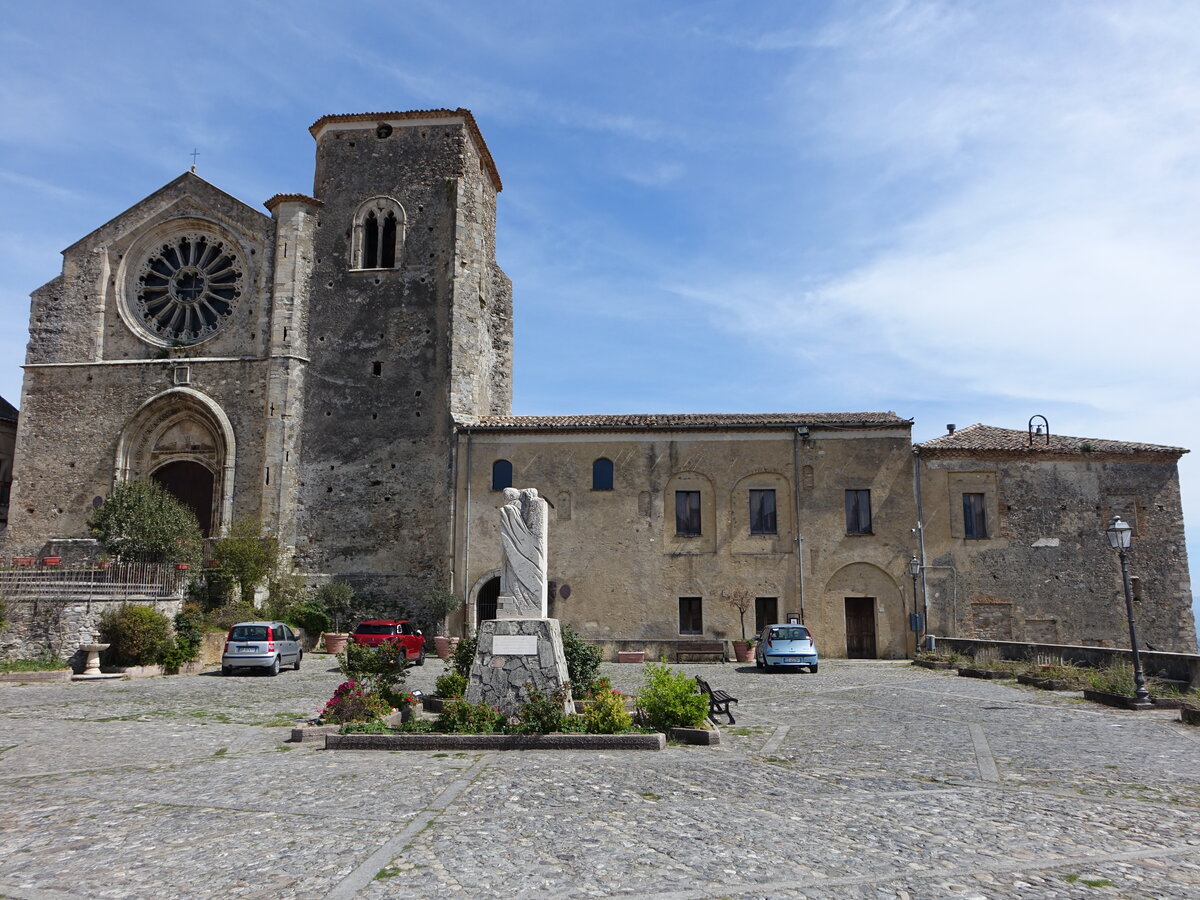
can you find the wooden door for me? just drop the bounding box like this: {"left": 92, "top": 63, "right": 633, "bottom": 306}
{"left": 152, "top": 460, "right": 215, "bottom": 536}
{"left": 844, "top": 597, "right": 877, "bottom": 658}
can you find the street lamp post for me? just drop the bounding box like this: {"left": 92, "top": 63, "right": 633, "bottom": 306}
{"left": 908, "top": 555, "right": 923, "bottom": 651}
{"left": 1105, "top": 516, "right": 1150, "bottom": 706}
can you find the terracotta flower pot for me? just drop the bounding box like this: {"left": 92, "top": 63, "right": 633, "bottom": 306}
{"left": 175, "top": 563, "right": 190, "bottom": 571}
{"left": 434, "top": 636, "right": 451, "bottom": 659}
{"left": 733, "top": 641, "right": 753, "bottom": 663}
{"left": 323, "top": 633, "right": 349, "bottom": 654}
{"left": 41, "top": 557, "right": 62, "bottom": 566}
{"left": 617, "top": 651, "right": 645, "bottom": 664}
{"left": 12, "top": 557, "right": 34, "bottom": 566}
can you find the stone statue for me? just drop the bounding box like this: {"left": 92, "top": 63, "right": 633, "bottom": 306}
{"left": 497, "top": 487, "right": 548, "bottom": 618}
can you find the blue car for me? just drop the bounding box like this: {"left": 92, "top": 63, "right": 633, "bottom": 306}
{"left": 755, "top": 624, "right": 818, "bottom": 672}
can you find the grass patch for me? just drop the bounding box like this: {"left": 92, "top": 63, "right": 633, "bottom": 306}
{"left": 374, "top": 866, "right": 401, "bottom": 880}
{"left": 637, "top": 791, "right": 660, "bottom": 801}
{"left": 212, "top": 748, "right": 228, "bottom": 757}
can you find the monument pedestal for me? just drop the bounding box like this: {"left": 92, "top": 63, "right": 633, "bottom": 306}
{"left": 467, "top": 619, "right": 572, "bottom": 715}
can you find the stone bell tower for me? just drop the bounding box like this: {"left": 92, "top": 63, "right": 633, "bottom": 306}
{"left": 293, "top": 109, "right": 512, "bottom": 600}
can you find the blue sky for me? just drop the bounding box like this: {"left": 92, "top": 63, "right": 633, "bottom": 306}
{"left": 2, "top": 1, "right": 1198, "bottom": 625}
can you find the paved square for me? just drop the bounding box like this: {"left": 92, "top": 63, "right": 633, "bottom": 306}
{"left": 2, "top": 658, "right": 1198, "bottom": 898}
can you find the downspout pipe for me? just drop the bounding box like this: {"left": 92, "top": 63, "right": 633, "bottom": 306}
{"left": 793, "top": 427, "right": 806, "bottom": 624}
{"left": 912, "top": 445, "right": 930, "bottom": 644}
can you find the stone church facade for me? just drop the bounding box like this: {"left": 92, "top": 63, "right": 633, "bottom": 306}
{"left": 3, "top": 109, "right": 1194, "bottom": 656}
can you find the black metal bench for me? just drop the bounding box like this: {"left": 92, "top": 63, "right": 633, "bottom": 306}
{"left": 695, "top": 676, "right": 738, "bottom": 725}
{"left": 676, "top": 640, "right": 727, "bottom": 663}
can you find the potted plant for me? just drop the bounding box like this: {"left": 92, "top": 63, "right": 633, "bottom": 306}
{"left": 315, "top": 581, "right": 354, "bottom": 653}
{"left": 722, "top": 587, "right": 755, "bottom": 662}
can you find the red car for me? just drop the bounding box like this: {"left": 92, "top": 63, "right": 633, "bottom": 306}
{"left": 349, "top": 620, "right": 426, "bottom": 665}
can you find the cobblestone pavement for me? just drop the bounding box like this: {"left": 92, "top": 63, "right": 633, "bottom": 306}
{"left": 2, "top": 657, "right": 1198, "bottom": 899}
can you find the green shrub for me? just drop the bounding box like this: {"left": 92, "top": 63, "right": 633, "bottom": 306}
{"left": 206, "top": 601, "right": 259, "bottom": 631}
{"left": 213, "top": 517, "right": 280, "bottom": 606}
{"left": 636, "top": 662, "right": 708, "bottom": 731}
{"left": 338, "top": 639, "right": 410, "bottom": 707}
{"left": 583, "top": 687, "right": 633, "bottom": 734}
{"left": 436, "top": 699, "right": 507, "bottom": 734}
{"left": 157, "top": 603, "right": 205, "bottom": 674}
{"left": 512, "top": 684, "right": 570, "bottom": 734}
{"left": 435, "top": 671, "right": 467, "bottom": 699}
{"left": 450, "top": 633, "right": 477, "bottom": 678}
{"left": 87, "top": 480, "right": 203, "bottom": 566}
{"left": 285, "top": 595, "right": 330, "bottom": 638}
{"left": 339, "top": 719, "right": 395, "bottom": 735}
{"left": 99, "top": 604, "right": 172, "bottom": 667}
{"left": 561, "top": 625, "right": 603, "bottom": 694}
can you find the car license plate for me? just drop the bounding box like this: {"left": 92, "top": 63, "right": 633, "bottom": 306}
{"left": 784, "top": 657, "right": 804, "bottom": 664}
{"left": 238, "top": 646, "right": 258, "bottom": 653}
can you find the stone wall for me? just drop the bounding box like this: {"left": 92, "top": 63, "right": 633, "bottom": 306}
{"left": 1, "top": 596, "right": 184, "bottom": 666}
{"left": 919, "top": 452, "right": 1196, "bottom": 653}
{"left": 454, "top": 423, "right": 919, "bottom": 658}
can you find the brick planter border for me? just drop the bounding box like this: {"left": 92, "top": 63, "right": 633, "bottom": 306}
{"left": 912, "top": 659, "right": 955, "bottom": 670}
{"left": 1181, "top": 707, "right": 1200, "bottom": 726}
{"left": 289, "top": 724, "right": 341, "bottom": 743}
{"left": 324, "top": 732, "right": 667, "bottom": 751}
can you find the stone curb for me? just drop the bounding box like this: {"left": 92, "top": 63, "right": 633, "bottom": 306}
{"left": 324, "top": 732, "right": 667, "bottom": 751}
{"left": 957, "top": 667, "right": 1013, "bottom": 680}
{"left": 1182, "top": 706, "right": 1200, "bottom": 725}
{"left": 1016, "top": 673, "right": 1079, "bottom": 691}
{"left": 668, "top": 726, "right": 720, "bottom": 745}
{"left": 0, "top": 669, "right": 73, "bottom": 683}
{"left": 289, "top": 724, "right": 341, "bottom": 743}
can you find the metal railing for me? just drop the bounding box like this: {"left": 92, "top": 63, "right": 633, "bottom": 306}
{"left": 0, "top": 560, "right": 189, "bottom": 607}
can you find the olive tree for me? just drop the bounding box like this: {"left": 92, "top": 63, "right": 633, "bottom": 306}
{"left": 87, "top": 481, "right": 203, "bottom": 566}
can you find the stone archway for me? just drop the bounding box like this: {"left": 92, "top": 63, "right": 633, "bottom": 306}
{"left": 468, "top": 569, "right": 502, "bottom": 627}
{"left": 115, "top": 387, "right": 236, "bottom": 537}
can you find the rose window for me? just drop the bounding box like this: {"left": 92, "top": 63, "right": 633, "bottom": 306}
{"left": 135, "top": 234, "right": 243, "bottom": 344}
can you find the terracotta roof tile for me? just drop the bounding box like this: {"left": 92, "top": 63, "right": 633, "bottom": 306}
{"left": 463, "top": 412, "right": 910, "bottom": 431}
{"left": 916, "top": 424, "right": 1187, "bottom": 458}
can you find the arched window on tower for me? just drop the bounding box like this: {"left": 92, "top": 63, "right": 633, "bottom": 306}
{"left": 592, "top": 457, "right": 614, "bottom": 491}
{"left": 492, "top": 459, "right": 513, "bottom": 491}
{"left": 352, "top": 197, "right": 405, "bottom": 270}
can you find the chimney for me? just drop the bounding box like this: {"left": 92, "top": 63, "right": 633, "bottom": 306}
{"left": 946, "top": 424, "right": 956, "bottom": 434}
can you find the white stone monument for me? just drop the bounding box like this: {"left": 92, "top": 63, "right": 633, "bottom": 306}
{"left": 467, "top": 487, "right": 572, "bottom": 715}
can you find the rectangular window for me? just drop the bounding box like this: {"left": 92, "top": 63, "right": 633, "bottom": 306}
{"left": 749, "top": 489, "right": 777, "bottom": 534}
{"left": 845, "top": 489, "right": 872, "bottom": 534}
{"left": 754, "top": 597, "right": 778, "bottom": 634}
{"left": 679, "top": 597, "right": 703, "bottom": 635}
{"left": 675, "top": 490, "right": 701, "bottom": 535}
{"left": 963, "top": 492, "right": 988, "bottom": 539}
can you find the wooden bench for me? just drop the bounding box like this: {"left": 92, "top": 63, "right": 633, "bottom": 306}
{"left": 676, "top": 641, "right": 727, "bottom": 663}
{"left": 695, "top": 677, "right": 738, "bottom": 725}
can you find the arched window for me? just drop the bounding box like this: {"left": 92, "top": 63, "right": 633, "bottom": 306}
{"left": 351, "top": 197, "right": 405, "bottom": 270}
{"left": 491, "top": 459, "right": 513, "bottom": 491}
{"left": 592, "top": 457, "right": 614, "bottom": 491}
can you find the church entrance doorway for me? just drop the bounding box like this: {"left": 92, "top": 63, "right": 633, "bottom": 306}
{"left": 152, "top": 461, "right": 215, "bottom": 536}
{"left": 476, "top": 576, "right": 500, "bottom": 625}
{"left": 844, "top": 597, "right": 877, "bottom": 658}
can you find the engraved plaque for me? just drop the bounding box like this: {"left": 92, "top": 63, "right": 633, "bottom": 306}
{"left": 492, "top": 635, "right": 539, "bottom": 656}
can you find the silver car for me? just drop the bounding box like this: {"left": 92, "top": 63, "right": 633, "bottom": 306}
{"left": 755, "top": 624, "right": 819, "bottom": 673}
{"left": 221, "top": 621, "right": 302, "bottom": 676}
